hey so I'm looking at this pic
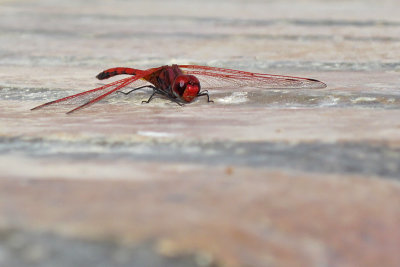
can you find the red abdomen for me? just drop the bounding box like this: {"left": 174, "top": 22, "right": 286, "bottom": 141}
{"left": 96, "top": 67, "right": 140, "bottom": 80}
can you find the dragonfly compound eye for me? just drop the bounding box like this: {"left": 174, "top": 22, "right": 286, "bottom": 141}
{"left": 172, "top": 75, "right": 200, "bottom": 102}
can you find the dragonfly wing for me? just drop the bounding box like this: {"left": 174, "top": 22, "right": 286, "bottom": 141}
{"left": 31, "top": 71, "right": 154, "bottom": 114}
{"left": 178, "top": 65, "right": 326, "bottom": 90}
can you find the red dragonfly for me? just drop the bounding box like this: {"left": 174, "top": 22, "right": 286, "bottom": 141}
{"left": 31, "top": 64, "right": 326, "bottom": 114}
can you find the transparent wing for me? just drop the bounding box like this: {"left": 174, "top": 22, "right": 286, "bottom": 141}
{"left": 31, "top": 71, "right": 154, "bottom": 114}
{"left": 179, "top": 65, "right": 326, "bottom": 90}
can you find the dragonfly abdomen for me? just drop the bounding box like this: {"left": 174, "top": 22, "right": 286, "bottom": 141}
{"left": 96, "top": 67, "right": 139, "bottom": 80}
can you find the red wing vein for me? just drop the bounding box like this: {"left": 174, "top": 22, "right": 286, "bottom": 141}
{"left": 32, "top": 71, "right": 153, "bottom": 113}
{"left": 179, "top": 65, "right": 326, "bottom": 89}
{"left": 66, "top": 77, "right": 138, "bottom": 114}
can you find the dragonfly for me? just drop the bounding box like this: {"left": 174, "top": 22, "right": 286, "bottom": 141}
{"left": 31, "top": 64, "right": 326, "bottom": 114}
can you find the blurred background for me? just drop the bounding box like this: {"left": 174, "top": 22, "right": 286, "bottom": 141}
{"left": 1, "top": 0, "right": 400, "bottom": 266}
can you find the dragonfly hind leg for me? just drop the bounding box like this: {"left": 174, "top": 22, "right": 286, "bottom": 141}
{"left": 117, "top": 85, "right": 157, "bottom": 95}
{"left": 197, "top": 90, "right": 214, "bottom": 103}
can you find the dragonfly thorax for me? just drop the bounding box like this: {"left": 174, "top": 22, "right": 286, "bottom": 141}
{"left": 172, "top": 74, "right": 201, "bottom": 102}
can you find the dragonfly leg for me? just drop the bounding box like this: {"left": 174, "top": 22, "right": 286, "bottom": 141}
{"left": 142, "top": 88, "right": 184, "bottom": 106}
{"left": 167, "top": 97, "right": 184, "bottom": 106}
{"left": 198, "top": 91, "right": 214, "bottom": 103}
{"left": 141, "top": 91, "right": 157, "bottom": 104}
{"left": 158, "top": 90, "right": 184, "bottom": 106}
{"left": 118, "top": 85, "right": 157, "bottom": 95}
{"left": 141, "top": 88, "right": 168, "bottom": 104}
{"left": 117, "top": 85, "right": 157, "bottom": 95}
{"left": 154, "top": 86, "right": 184, "bottom": 106}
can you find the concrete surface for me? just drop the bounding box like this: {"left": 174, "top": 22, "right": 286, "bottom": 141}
{"left": 0, "top": 0, "right": 400, "bottom": 266}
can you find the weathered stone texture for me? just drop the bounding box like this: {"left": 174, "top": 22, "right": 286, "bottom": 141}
{"left": 1, "top": 0, "right": 400, "bottom": 266}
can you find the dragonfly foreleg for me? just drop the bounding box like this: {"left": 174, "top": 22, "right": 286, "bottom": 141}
{"left": 197, "top": 90, "right": 214, "bottom": 103}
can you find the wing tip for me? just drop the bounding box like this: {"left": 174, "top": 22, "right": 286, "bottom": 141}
{"left": 281, "top": 77, "right": 327, "bottom": 89}
{"left": 307, "top": 78, "right": 327, "bottom": 89}
{"left": 31, "top": 100, "right": 56, "bottom": 111}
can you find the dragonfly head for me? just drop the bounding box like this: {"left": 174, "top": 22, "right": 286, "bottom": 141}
{"left": 172, "top": 75, "right": 201, "bottom": 102}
